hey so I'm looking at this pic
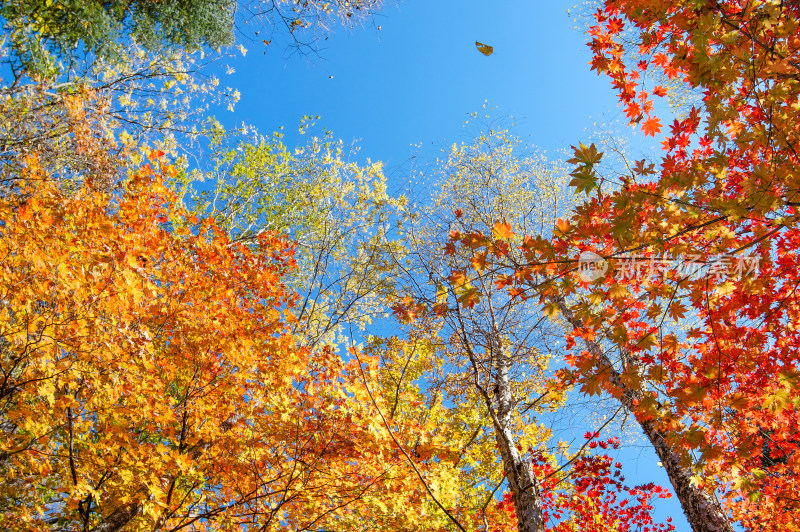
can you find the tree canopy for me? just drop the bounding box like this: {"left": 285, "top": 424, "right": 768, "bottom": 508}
{"left": 3, "top": 1, "right": 800, "bottom": 531}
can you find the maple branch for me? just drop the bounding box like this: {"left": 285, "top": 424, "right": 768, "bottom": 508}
{"left": 452, "top": 301, "right": 546, "bottom": 532}
{"left": 480, "top": 476, "right": 507, "bottom": 532}
{"left": 66, "top": 404, "right": 79, "bottom": 481}
{"left": 390, "top": 340, "right": 418, "bottom": 418}
{"left": 298, "top": 466, "right": 394, "bottom": 531}
{"left": 713, "top": 2, "right": 800, "bottom": 73}
{"left": 90, "top": 502, "right": 142, "bottom": 532}
{"left": 350, "top": 346, "right": 467, "bottom": 532}
{"left": 553, "top": 298, "right": 734, "bottom": 532}
{"left": 541, "top": 406, "right": 623, "bottom": 484}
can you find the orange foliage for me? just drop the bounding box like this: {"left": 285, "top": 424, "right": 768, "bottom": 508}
{"left": 0, "top": 156, "right": 437, "bottom": 531}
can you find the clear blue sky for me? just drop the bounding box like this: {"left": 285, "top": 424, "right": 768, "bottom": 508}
{"left": 209, "top": 0, "right": 689, "bottom": 528}
{"left": 216, "top": 0, "right": 618, "bottom": 161}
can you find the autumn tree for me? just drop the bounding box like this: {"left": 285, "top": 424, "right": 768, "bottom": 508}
{"left": 0, "top": 0, "right": 398, "bottom": 344}
{"left": 0, "top": 0, "right": 390, "bottom": 199}
{"left": 385, "top": 124, "right": 677, "bottom": 532}
{"left": 0, "top": 0, "right": 387, "bottom": 78}
{"left": 0, "top": 149, "right": 454, "bottom": 532}
{"left": 177, "top": 121, "right": 406, "bottom": 349}
{"left": 0, "top": 0, "right": 235, "bottom": 77}
{"left": 446, "top": 1, "right": 800, "bottom": 531}
{"left": 563, "top": 2, "right": 800, "bottom": 530}
{"left": 0, "top": 41, "right": 246, "bottom": 200}
{"left": 387, "top": 128, "right": 566, "bottom": 532}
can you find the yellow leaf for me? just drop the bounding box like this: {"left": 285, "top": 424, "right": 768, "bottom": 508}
{"left": 475, "top": 41, "right": 494, "bottom": 56}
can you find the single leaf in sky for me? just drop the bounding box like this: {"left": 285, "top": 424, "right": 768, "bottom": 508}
{"left": 475, "top": 41, "right": 494, "bottom": 56}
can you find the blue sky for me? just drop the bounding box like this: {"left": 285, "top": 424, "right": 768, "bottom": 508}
{"left": 216, "top": 0, "right": 619, "bottom": 162}
{"left": 209, "top": 0, "right": 689, "bottom": 528}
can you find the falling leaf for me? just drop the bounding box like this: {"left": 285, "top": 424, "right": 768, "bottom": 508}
{"left": 475, "top": 41, "right": 494, "bottom": 56}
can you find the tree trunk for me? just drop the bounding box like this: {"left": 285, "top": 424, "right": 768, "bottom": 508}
{"left": 489, "top": 332, "right": 545, "bottom": 532}
{"left": 91, "top": 502, "right": 141, "bottom": 532}
{"left": 555, "top": 300, "right": 734, "bottom": 532}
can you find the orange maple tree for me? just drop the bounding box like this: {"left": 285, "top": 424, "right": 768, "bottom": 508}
{"left": 0, "top": 152, "right": 454, "bottom": 531}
